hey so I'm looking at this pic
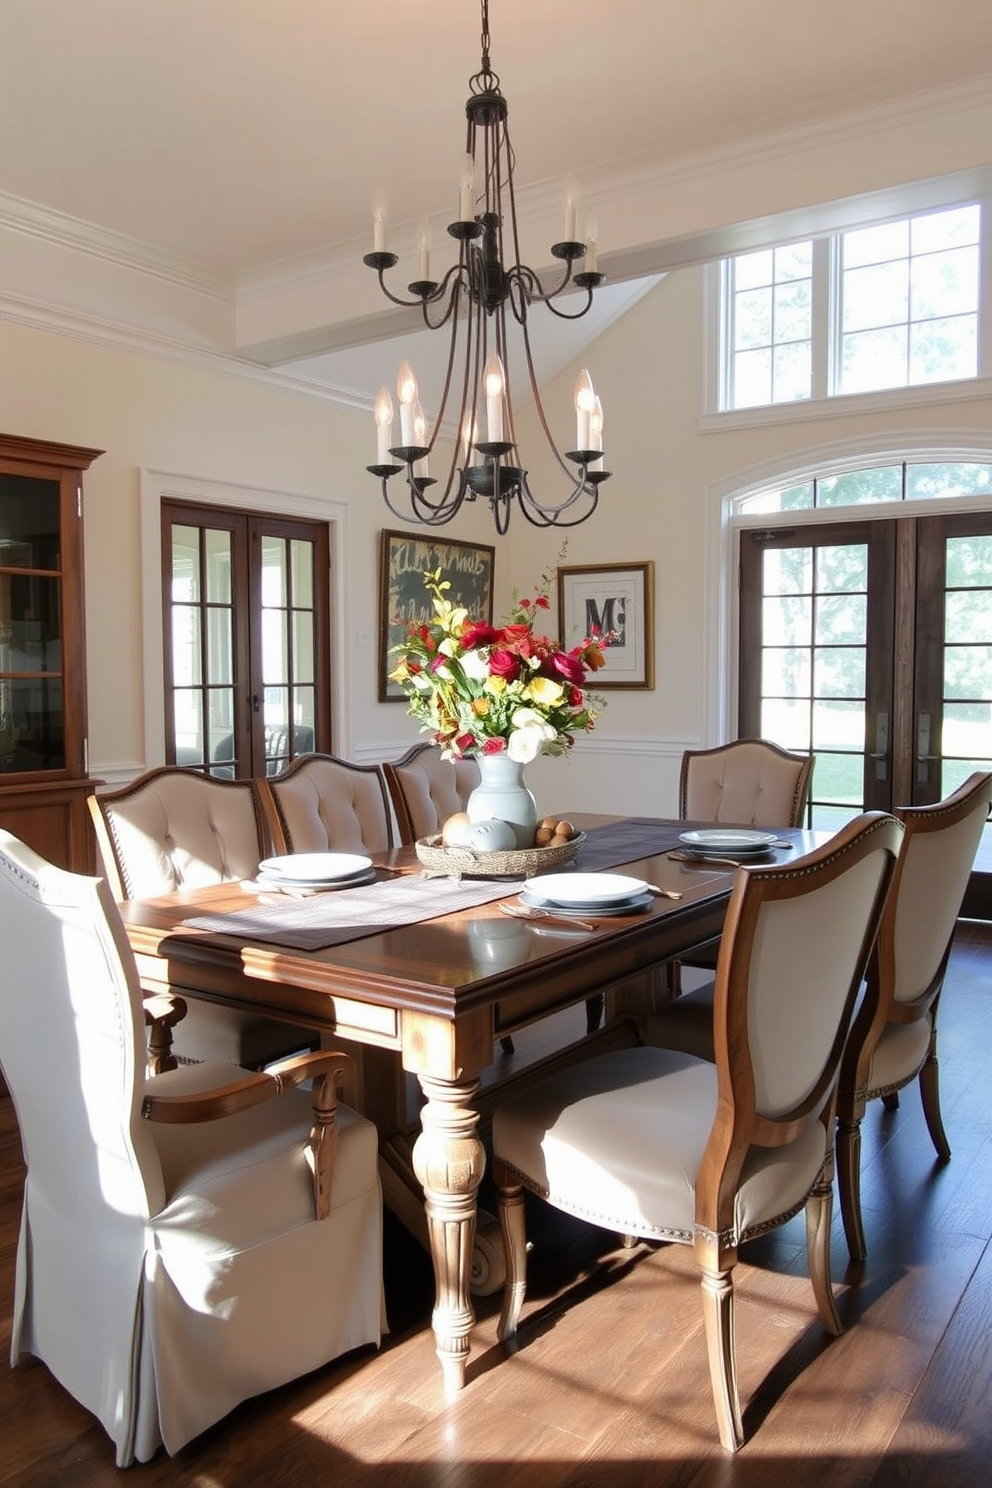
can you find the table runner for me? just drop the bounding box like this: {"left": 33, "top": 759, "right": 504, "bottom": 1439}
{"left": 180, "top": 817, "right": 691, "bottom": 951}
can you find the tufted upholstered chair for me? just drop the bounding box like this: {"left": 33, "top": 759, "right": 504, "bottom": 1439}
{"left": 680, "top": 738, "right": 815, "bottom": 827}
{"left": 381, "top": 741, "right": 480, "bottom": 844}
{"left": 89, "top": 767, "right": 313, "bottom": 1068}
{"left": 0, "top": 827, "right": 383, "bottom": 1467}
{"left": 835, "top": 770, "right": 992, "bottom": 1260}
{"left": 260, "top": 753, "right": 394, "bottom": 856}
{"left": 666, "top": 738, "right": 815, "bottom": 995}
{"left": 492, "top": 812, "right": 901, "bottom": 1451}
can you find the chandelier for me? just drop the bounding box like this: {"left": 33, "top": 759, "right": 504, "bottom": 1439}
{"left": 363, "top": 0, "right": 610, "bottom": 534}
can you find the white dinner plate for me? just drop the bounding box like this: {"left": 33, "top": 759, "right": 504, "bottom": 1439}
{"left": 258, "top": 852, "right": 373, "bottom": 882}
{"left": 678, "top": 830, "right": 778, "bottom": 854}
{"left": 256, "top": 866, "right": 376, "bottom": 892}
{"left": 526, "top": 871, "right": 648, "bottom": 907}
{"left": 520, "top": 888, "right": 653, "bottom": 917}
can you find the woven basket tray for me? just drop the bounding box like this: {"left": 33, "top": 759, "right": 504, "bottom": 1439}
{"left": 414, "top": 831, "right": 586, "bottom": 881}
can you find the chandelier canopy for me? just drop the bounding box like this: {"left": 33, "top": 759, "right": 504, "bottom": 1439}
{"left": 363, "top": 0, "right": 610, "bottom": 534}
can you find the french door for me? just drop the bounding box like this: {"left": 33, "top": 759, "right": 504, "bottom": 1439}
{"left": 162, "top": 502, "right": 331, "bottom": 778}
{"left": 738, "top": 511, "right": 992, "bottom": 826}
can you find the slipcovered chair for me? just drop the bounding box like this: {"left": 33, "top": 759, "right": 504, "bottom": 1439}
{"left": 0, "top": 828, "right": 383, "bottom": 1467}
{"left": 260, "top": 753, "right": 394, "bottom": 855}
{"left": 836, "top": 770, "right": 992, "bottom": 1260}
{"left": 666, "top": 738, "right": 815, "bottom": 994}
{"left": 492, "top": 812, "right": 901, "bottom": 1451}
{"left": 381, "top": 741, "right": 480, "bottom": 844}
{"left": 89, "top": 767, "right": 313, "bottom": 1068}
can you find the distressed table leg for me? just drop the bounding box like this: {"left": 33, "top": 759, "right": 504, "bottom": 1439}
{"left": 411, "top": 1072, "right": 486, "bottom": 1392}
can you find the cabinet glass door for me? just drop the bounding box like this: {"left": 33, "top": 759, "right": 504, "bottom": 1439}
{"left": 0, "top": 472, "right": 65, "bottom": 774}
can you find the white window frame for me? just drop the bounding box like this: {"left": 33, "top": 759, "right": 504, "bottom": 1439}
{"left": 704, "top": 197, "right": 992, "bottom": 430}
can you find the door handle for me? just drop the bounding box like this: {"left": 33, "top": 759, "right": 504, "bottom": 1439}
{"left": 871, "top": 711, "right": 889, "bottom": 782}
{"left": 916, "top": 711, "right": 938, "bottom": 783}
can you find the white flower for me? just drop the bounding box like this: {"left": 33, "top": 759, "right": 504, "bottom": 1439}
{"left": 460, "top": 648, "right": 491, "bottom": 681}
{"left": 507, "top": 708, "right": 558, "bottom": 763}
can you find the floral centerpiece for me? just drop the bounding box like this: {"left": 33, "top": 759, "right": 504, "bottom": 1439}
{"left": 388, "top": 556, "right": 610, "bottom": 765}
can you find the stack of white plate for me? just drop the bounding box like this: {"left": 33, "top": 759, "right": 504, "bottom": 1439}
{"left": 677, "top": 829, "right": 778, "bottom": 857}
{"left": 519, "top": 872, "right": 652, "bottom": 917}
{"left": 256, "top": 852, "right": 375, "bottom": 892}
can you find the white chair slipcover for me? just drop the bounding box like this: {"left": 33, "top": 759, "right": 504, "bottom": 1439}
{"left": 0, "top": 829, "right": 384, "bottom": 1466}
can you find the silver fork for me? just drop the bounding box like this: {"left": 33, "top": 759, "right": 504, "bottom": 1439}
{"left": 499, "top": 902, "right": 597, "bottom": 931}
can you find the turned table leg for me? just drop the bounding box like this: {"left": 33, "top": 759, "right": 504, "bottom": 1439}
{"left": 411, "top": 1072, "right": 486, "bottom": 1392}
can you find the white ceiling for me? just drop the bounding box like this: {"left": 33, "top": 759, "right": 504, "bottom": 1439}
{"left": 3, "top": 0, "right": 992, "bottom": 402}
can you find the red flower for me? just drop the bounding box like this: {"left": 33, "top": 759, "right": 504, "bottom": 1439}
{"left": 550, "top": 650, "right": 587, "bottom": 686}
{"left": 488, "top": 649, "right": 522, "bottom": 681}
{"left": 460, "top": 621, "right": 500, "bottom": 649}
{"left": 481, "top": 737, "right": 507, "bottom": 755}
{"left": 534, "top": 595, "right": 550, "bottom": 610}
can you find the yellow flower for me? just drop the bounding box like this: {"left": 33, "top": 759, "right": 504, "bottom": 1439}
{"left": 471, "top": 697, "right": 490, "bottom": 718}
{"left": 524, "top": 675, "right": 566, "bottom": 707}
{"left": 485, "top": 675, "right": 507, "bottom": 696}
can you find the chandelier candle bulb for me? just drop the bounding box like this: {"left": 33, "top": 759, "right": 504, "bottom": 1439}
{"left": 374, "top": 387, "right": 394, "bottom": 464}
{"left": 584, "top": 215, "right": 598, "bottom": 273}
{"left": 562, "top": 175, "right": 580, "bottom": 243}
{"left": 461, "top": 410, "right": 478, "bottom": 464}
{"left": 459, "top": 153, "right": 476, "bottom": 223}
{"left": 372, "top": 189, "right": 388, "bottom": 253}
{"left": 589, "top": 397, "right": 604, "bottom": 471}
{"left": 484, "top": 355, "right": 506, "bottom": 443}
{"left": 417, "top": 219, "right": 432, "bottom": 283}
{"left": 397, "top": 362, "right": 419, "bottom": 446}
{"left": 575, "top": 369, "right": 596, "bottom": 450}
{"left": 413, "top": 404, "right": 429, "bottom": 476}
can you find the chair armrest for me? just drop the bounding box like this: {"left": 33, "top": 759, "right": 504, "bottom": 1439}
{"left": 142, "top": 992, "right": 188, "bottom": 1075}
{"left": 141, "top": 1050, "right": 357, "bottom": 1220}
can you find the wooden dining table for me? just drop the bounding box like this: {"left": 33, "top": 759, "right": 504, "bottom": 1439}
{"left": 119, "top": 812, "right": 816, "bottom": 1391}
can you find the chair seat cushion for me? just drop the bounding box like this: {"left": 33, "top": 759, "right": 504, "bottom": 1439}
{"left": 169, "top": 1001, "right": 314, "bottom": 1067}
{"left": 864, "top": 1016, "right": 932, "bottom": 1098}
{"left": 648, "top": 982, "right": 717, "bottom": 1062}
{"left": 493, "top": 1046, "right": 829, "bottom": 1244}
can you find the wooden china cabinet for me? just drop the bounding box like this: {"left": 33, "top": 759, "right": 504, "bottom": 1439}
{"left": 0, "top": 432, "right": 103, "bottom": 876}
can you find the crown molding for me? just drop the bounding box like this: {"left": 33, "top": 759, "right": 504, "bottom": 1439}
{"left": 0, "top": 291, "right": 368, "bottom": 411}
{"left": 0, "top": 189, "right": 234, "bottom": 302}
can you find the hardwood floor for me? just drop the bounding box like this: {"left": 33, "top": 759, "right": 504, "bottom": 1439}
{"left": 2, "top": 924, "right": 990, "bottom": 1486}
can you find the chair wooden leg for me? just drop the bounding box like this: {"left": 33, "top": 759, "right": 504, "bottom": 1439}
{"left": 836, "top": 1115, "right": 867, "bottom": 1262}
{"left": 881, "top": 1091, "right": 900, "bottom": 1111}
{"left": 919, "top": 1044, "right": 951, "bottom": 1161}
{"left": 585, "top": 993, "right": 604, "bottom": 1034}
{"left": 700, "top": 1265, "right": 744, "bottom": 1452}
{"left": 495, "top": 1171, "right": 528, "bottom": 1343}
{"left": 806, "top": 1164, "right": 842, "bottom": 1336}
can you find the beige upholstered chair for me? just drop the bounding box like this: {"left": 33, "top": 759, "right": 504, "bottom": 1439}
{"left": 492, "top": 812, "right": 901, "bottom": 1451}
{"left": 667, "top": 738, "right": 815, "bottom": 993}
{"left": 89, "top": 767, "right": 312, "bottom": 1068}
{"left": 836, "top": 771, "right": 992, "bottom": 1260}
{"left": 680, "top": 737, "right": 815, "bottom": 827}
{"left": 261, "top": 753, "right": 394, "bottom": 855}
{"left": 0, "top": 828, "right": 383, "bottom": 1467}
{"left": 382, "top": 741, "right": 480, "bottom": 844}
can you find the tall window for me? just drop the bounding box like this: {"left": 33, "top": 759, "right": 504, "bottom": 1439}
{"left": 720, "top": 202, "right": 984, "bottom": 411}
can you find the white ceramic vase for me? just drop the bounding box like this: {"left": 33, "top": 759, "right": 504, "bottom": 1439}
{"left": 466, "top": 752, "right": 538, "bottom": 849}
